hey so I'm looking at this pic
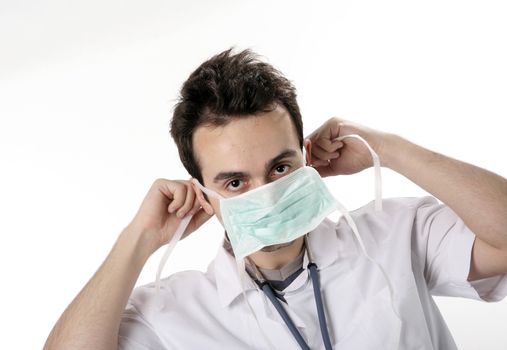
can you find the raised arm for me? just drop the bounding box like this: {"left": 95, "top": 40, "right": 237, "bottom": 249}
{"left": 306, "top": 117, "right": 507, "bottom": 281}
{"left": 43, "top": 178, "right": 212, "bottom": 350}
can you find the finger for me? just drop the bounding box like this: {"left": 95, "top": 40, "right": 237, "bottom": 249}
{"left": 332, "top": 138, "right": 345, "bottom": 148}
{"left": 311, "top": 144, "right": 340, "bottom": 161}
{"left": 186, "top": 197, "right": 202, "bottom": 217}
{"left": 316, "top": 138, "right": 343, "bottom": 153}
{"left": 328, "top": 117, "right": 346, "bottom": 139}
{"left": 314, "top": 163, "right": 341, "bottom": 177}
{"left": 313, "top": 163, "right": 335, "bottom": 178}
{"left": 167, "top": 184, "right": 187, "bottom": 213}
{"left": 311, "top": 159, "right": 330, "bottom": 167}
{"left": 184, "top": 195, "right": 208, "bottom": 219}
{"left": 176, "top": 183, "right": 196, "bottom": 218}
{"left": 191, "top": 182, "right": 214, "bottom": 215}
{"left": 154, "top": 178, "right": 177, "bottom": 201}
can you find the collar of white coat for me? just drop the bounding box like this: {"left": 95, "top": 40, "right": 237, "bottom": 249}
{"left": 213, "top": 217, "right": 341, "bottom": 308}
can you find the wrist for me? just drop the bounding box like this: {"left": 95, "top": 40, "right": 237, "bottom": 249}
{"left": 378, "top": 133, "right": 407, "bottom": 169}
{"left": 118, "top": 224, "right": 159, "bottom": 263}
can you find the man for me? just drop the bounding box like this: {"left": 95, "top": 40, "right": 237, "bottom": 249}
{"left": 44, "top": 48, "right": 507, "bottom": 349}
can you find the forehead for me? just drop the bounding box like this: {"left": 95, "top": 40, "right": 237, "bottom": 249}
{"left": 193, "top": 105, "right": 301, "bottom": 184}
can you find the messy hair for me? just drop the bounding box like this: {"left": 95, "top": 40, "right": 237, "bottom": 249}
{"left": 170, "top": 48, "right": 303, "bottom": 185}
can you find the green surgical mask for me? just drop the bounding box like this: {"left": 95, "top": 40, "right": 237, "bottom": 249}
{"left": 195, "top": 165, "right": 338, "bottom": 260}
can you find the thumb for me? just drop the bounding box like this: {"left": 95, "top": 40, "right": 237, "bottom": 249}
{"left": 313, "top": 163, "right": 335, "bottom": 178}
{"left": 328, "top": 117, "right": 345, "bottom": 139}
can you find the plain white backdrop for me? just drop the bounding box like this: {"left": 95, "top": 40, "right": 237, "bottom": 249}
{"left": 1, "top": 0, "right": 506, "bottom": 349}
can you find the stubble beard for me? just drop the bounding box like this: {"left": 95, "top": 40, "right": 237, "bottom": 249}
{"left": 259, "top": 240, "right": 295, "bottom": 252}
{"left": 224, "top": 231, "right": 295, "bottom": 253}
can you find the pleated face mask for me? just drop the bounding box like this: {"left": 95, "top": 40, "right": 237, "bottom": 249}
{"left": 193, "top": 164, "right": 337, "bottom": 260}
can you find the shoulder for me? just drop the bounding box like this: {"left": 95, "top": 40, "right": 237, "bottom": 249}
{"left": 353, "top": 195, "right": 439, "bottom": 216}
{"left": 127, "top": 267, "right": 219, "bottom": 316}
{"left": 343, "top": 195, "right": 440, "bottom": 226}
{"left": 333, "top": 196, "right": 441, "bottom": 245}
{"left": 119, "top": 265, "right": 224, "bottom": 348}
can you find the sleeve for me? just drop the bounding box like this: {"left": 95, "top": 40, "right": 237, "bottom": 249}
{"left": 412, "top": 196, "right": 507, "bottom": 302}
{"left": 118, "top": 303, "right": 167, "bottom": 350}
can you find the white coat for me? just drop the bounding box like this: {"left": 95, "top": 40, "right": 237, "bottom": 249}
{"left": 119, "top": 196, "right": 507, "bottom": 349}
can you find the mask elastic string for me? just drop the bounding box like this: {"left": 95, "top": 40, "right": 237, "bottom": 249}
{"left": 155, "top": 214, "right": 193, "bottom": 295}
{"left": 332, "top": 134, "right": 382, "bottom": 211}
{"left": 328, "top": 135, "right": 399, "bottom": 319}
{"left": 334, "top": 200, "right": 400, "bottom": 319}
{"left": 191, "top": 179, "right": 224, "bottom": 200}
{"left": 155, "top": 179, "right": 223, "bottom": 297}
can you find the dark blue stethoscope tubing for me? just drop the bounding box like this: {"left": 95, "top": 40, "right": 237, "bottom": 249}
{"left": 308, "top": 263, "right": 333, "bottom": 350}
{"left": 261, "top": 282, "right": 310, "bottom": 350}
{"left": 260, "top": 263, "right": 333, "bottom": 350}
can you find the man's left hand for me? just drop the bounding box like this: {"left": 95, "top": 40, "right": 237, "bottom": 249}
{"left": 305, "top": 117, "right": 391, "bottom": 177}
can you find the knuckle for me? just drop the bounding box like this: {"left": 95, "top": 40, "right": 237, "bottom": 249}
{"left": 175, "top": 186, "right": 186, "bottom": 197}
{"left": 153, "top": 178, "right": 165, "bottom": 185}
{"left": 184, "top": 181, "right": 194, "bottom": 191}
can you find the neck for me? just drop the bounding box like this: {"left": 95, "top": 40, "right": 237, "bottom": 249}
{"left": 247, "top": 236, "right": 305, "bottom": 269}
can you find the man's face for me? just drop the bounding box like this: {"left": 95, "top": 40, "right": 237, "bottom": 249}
{"left": 193, "top": 104, "right": 305, "bottom": 251}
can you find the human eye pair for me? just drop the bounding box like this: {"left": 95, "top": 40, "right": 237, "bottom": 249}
{"left": 225, "top": 164, "right": 291, "bottom": 192}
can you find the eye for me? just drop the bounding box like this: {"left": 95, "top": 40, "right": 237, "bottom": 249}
{"left": 225, "top": 179, "right": 244, "bottom": 192}
{"left": 272, "top": 164, "right": 290, "bottom": 176}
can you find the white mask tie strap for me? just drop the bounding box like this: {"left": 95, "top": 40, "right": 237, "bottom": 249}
{"left": 335, "top": 200, "right": 400, "bottom": 319}
{"left": 155, "top": 215, "right": 192, "bottom": 297}
{"left": 155, "top": 179, "right": 222, "bottom": 298}
{"left": 191, "top": 179, "right": 224, "bottom": 200}
{"left": 332, "top": 134, "right": 382, "bottom": 211}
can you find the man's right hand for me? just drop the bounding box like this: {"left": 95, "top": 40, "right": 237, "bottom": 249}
{"left": 44, "top": 177, "right": 214, "bottom": 350}
{"left": 127, "top": 178, "right": 214, "bottom": 255}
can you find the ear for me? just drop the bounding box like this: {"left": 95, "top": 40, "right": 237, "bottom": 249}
{"left": 303, "top": 138, "right": 312, "bottom": 166}
{"left": 191, "top": 179, "right": 215, "bottom": 216}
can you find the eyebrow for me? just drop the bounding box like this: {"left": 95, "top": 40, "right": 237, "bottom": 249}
{"left": 213, "top": 149, "right": 299, "bottom": 184}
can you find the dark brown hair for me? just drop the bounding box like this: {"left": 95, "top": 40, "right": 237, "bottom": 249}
{"left": 170, "top": 48, "right": 303, "bottom": 185}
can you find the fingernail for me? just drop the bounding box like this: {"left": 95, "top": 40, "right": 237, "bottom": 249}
{"left": 177, "top": 211, "right": 184, "bottom": 218}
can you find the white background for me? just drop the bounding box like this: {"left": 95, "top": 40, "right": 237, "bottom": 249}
{"left": 1, "top": 0, "right": 506, "bottom": 349}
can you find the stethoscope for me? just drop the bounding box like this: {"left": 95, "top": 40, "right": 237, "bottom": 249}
{"left": 247, "top": 234, "right": 333, "bottom": 350}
